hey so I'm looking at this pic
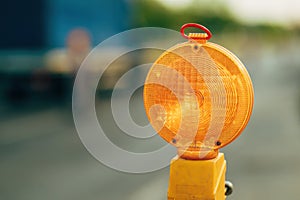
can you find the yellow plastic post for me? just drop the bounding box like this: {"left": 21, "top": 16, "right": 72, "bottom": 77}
{"left": 167, "top": 153, "right": 226, "bottom": 200}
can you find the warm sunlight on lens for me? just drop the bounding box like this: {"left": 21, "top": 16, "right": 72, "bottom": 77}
{"left": 144, "top": 26, "right": 254, "bottom": 159}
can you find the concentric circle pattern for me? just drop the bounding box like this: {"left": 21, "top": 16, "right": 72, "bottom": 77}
{"left": 144, "top": 40, "right": 254, "bottom": 159}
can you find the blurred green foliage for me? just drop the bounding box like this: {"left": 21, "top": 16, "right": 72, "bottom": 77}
{"left": 130, "top": 0, "right": 296, "bottom": 40}
{"left": 130, "top": 0, "right": 237, "bottom": 32}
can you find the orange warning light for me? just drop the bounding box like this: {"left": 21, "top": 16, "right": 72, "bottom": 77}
{"left": 144, "top": 23, "right": 254, "bottom": 160}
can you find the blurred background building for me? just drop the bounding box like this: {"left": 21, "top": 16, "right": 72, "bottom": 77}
{"left": 1, "top": 0, "right": 300, "bottom": 199}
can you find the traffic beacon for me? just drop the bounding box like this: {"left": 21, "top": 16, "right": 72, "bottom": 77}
{"left": 144, "top": 23, "right": 254, "bottom": 199}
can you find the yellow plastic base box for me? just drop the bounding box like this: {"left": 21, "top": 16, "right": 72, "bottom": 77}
{"left": 167, "top": 153, "right": 226, "bottom": 200}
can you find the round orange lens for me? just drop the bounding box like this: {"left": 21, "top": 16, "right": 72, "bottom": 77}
{"left": 144, "top": 32, "right": 253, "bottom": 159}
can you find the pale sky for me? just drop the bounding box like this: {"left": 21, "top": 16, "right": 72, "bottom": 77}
{"left": 157, "top": 0, "right": 300, "bottom": 25}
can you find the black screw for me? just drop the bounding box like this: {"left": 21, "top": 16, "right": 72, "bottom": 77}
{"left": 225, "top": 181, "right": 233, "bottom": 196}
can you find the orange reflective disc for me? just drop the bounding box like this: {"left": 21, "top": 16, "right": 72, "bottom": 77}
{"left": 144, "top": 24, "right": 254, "bottom": 159}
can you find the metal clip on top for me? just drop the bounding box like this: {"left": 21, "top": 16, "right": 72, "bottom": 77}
{"left": 180, "top": 23, "right": 212, "bottom": 43}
